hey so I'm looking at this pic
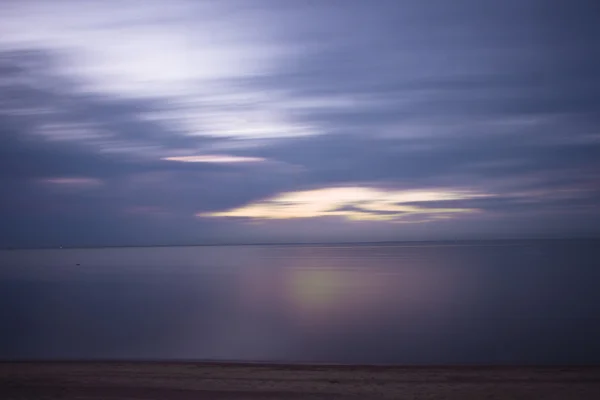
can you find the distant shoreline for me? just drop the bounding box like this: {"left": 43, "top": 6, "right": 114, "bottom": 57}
{"left": 2, "top": 359, "right": 600, "bottom": 369}
{"left": 2, "top": 361, "right": 599, "bottom": 399}
{"left": 3, "top": 237, "right": 600, "bottom": 251}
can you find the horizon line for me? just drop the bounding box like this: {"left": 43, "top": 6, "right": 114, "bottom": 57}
{"left": 3, "top": 236, "right": 599, "bottom": 251}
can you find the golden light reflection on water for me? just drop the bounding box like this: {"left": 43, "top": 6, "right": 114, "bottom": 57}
{"left": 286, "top": 268, "right": 350, "bottom": 316}
{"left": 280, "top": 265, "right": 446, "bottom": 328}
{"left": 234, "top": 249, "right": 462, "bottom": 331}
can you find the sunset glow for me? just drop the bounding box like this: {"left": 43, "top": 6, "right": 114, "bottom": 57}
{"left": 198, "top": 187, "right": 488, "bottom": 222}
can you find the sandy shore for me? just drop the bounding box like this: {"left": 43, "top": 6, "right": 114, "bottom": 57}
{"left": 1, "top": 362, "right": 599, "bottom": 399}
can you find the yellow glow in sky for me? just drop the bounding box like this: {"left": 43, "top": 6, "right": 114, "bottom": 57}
{"left": 198, "top": 187, "right": 488, "bottom": 222}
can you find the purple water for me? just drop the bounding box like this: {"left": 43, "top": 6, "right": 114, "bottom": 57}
{"left": 1, "top": 240, "right": 599, "bottom": 364}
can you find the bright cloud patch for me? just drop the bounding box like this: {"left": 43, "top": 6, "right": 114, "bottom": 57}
{"left": 161, "top": 155, "right": 266, "bottom": 163}
{"left": 198, "top": 187, "right": 490, "bottom": 222}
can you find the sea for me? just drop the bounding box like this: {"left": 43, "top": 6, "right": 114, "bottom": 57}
{"left": 1, "top": 239, "right": 599, "bottom": 365}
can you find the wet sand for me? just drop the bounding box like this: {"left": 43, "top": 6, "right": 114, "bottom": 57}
{"left": 1, "top": 362, "right": 599, "bottom": 399}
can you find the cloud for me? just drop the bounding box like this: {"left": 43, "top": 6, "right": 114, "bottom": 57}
{"left": 199, "top": 187, "right": 488, "bottom": 222}
{"left": 0, "top": 0, "right": 320, "bottom": 141}
{"left": 161, "top": 155, "right": 266, "bottom": 163}
{"left": 40, "top": 177, "right": 104, "bottom": 189}
{"left": 0, "top": 1, "right": 599, "bottom": 246}
{"left": 0, "top": 47, "right": 307, "bottom": 246}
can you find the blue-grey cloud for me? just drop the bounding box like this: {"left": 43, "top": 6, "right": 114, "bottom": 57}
{"left": 0, "top": 0, "right": 599, "bottom": 247}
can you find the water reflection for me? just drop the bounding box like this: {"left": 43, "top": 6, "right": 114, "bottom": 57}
{"left": 1, "top": 241, "right": 599, "bottom": 364}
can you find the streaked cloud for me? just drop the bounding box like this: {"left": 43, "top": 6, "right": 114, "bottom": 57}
{"left": 0, "top": 0, "right": 320, "bottom": 141}
{"left": 199, "top": 187, "right": 488, "bottom": 222}
{"left": 161, "top": 155, "right": 266, "bottom": 163}
{"left": 1, "top": 0, "right": 599, "bottom": 246}
{"left": 41, "top": 177, "right": 103, "bottom": 187}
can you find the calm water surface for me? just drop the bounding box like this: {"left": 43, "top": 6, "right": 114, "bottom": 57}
{"left": 1, "top": 240, "right": 599, "bottom": 364}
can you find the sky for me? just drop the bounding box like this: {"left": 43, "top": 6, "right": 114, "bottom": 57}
{"left": 0, "top": 0, "right": 599, "bottom": 247}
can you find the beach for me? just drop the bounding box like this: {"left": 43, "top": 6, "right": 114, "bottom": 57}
{"left": 1, "top": 362, "right": 599, "bottom": 399}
